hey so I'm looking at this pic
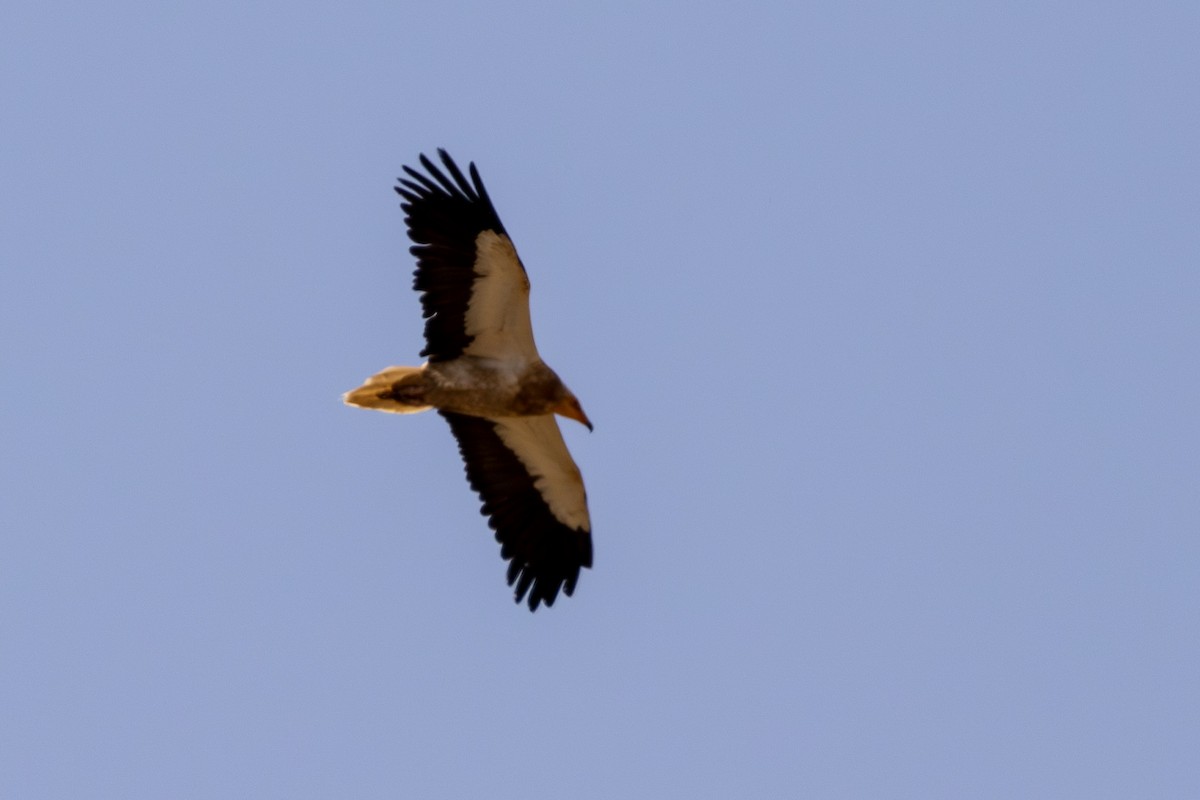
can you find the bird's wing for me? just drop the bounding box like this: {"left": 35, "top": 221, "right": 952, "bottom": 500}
{"left": 396, "top": 150, "right": 539, "bottom": 364}
{"left": 440, "top": 411, "right": 592, "bottom": 610}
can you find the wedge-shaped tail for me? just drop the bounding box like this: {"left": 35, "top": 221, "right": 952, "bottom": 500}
{"left": 343, "top": 365, "right": 432, "bottom": 414}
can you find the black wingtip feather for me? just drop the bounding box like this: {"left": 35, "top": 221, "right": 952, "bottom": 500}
{"left": 440, "top": 411, "right": 593, "bottom": 612}
{"left": 396, "top": 150, "right": 508, "bottom": 362}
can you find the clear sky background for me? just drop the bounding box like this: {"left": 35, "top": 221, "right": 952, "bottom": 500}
{"left": 3, "top": 3, "right": 1198, "bottom": 798}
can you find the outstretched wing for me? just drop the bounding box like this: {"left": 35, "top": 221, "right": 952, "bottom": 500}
{"left": 396, "top": 150, "right": 539, "bottom": 364}
{"left": 440, "top": 410, "right": 592, "bottom": 611}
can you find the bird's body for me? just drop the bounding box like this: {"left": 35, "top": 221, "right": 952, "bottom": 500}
{"left": 347, "top": 358, "right": 578, "bottom": 420}
{"left": 344, "top": 150, "right": 593, "bottom": 610}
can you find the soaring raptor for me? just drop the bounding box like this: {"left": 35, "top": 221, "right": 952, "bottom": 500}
{"left": 345, "top": 150, "right": 593, "bottom": 610}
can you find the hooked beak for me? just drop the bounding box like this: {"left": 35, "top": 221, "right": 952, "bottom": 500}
{"left": 556, "top": 397, "right": 594, "bottom": 431}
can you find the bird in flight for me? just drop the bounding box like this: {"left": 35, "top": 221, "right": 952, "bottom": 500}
{"left": 344, "top": 150, "right": 593, "bottom": 610}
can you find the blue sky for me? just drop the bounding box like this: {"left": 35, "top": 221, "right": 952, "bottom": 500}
{"left": 3, "top": 2, "right": 1198, "bottom": 797}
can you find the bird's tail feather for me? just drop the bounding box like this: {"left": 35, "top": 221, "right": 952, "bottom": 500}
{"left": 343, "top": 365, "right": 433, "bottom": 414}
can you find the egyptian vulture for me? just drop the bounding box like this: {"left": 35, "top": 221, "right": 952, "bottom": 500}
{"left": 345, "top": 150, "right": 593, "bottom": 611}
